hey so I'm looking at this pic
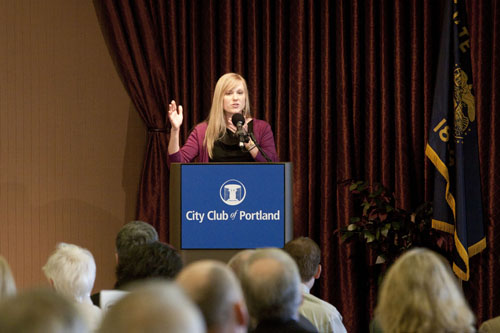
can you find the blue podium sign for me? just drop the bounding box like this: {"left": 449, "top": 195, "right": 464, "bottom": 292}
{"left": 180, "top": 164, "right": 285, "bottom": 249}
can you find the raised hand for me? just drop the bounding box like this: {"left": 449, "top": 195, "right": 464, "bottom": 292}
{"left": 168, "top": 100, "right": 183, "bottom": 130}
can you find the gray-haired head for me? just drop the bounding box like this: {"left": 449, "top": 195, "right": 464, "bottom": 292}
{"left": 42, "top": 243, "right": 96, "bottom": 303}
{"left": 240, "top": 248, "right": 302, "bottom": 322}
{"left": 98, "top": 280, "right": 205, "bottom": 333}
{"left": 115, "top": 220, "right": 158, "bottom": 259}
{"left": 227, "top": 249, "right": 256, "bottom": 279}
{"left": 177, "top": 260, "right": 248, "bottom": 332}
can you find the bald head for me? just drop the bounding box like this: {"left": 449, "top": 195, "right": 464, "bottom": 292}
{"left": 98, "top": 281, "right": 204, "bottom": 333}
{"left": 240, "top": 248, "right": 302, "bottom": 322}
{"left": 176, "top": 260, "right": 248, "bottom": 333}
{"left": 176, "top": 261, "right": 217, "bottom": 294}
{"left": 227, "top": 249, "right": 255, "bottom": 279}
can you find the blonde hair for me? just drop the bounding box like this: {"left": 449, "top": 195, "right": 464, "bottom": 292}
{"left": 375, "top": 248, "right": 475, "bottom": 333}
{"left": 0, "top": 255, "right": 16, "bottom": 300}
{"left": 204, "top": 73, "right": 251, "bottom": 158}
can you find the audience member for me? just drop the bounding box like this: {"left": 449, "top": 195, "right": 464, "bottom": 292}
{"left": 240, "top": 248, "right": 318, "bottom": 333}
{"left": 98, "top": 280, "right": 205, "bottom": 333}
{"left": 115, "top": 241, "right": 183, "bottom": 289}
{"left": 284, "top": 237, "right": 347, "bottom": 333}
{"left": 91, "top": 220, "right": 159, "bottom": 305}
{"left": 0, "top": 255, "right": 16, "bottom": 300}
{"left": 375, "top": 247, "right": 475, "bottom": 333}
{"left": 114, "top": 220, "right": 159, "bottom": 261}
{"left": 227, "top": 249, "right": 255, "bottom": 279}
{"left": 479, "top": 316, "right": 500, "bottom": 333}
{"left": 0, "top": 288, "right": 87, "bottom": 333}
{"left": 177, "top": 260, "right": 249, "bottom": 333}
{"left": 43, "top": 243, "right": 102, "bottom": 331}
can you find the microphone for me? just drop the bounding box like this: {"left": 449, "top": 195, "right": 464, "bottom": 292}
{"left": 231, "top": 113, "right": 249, "bottom": 149}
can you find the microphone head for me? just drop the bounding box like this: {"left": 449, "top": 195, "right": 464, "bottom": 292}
{"left": 231, "top": 113, "right": 245, "bottom": 127}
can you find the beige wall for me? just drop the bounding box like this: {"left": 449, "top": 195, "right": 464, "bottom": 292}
{"left": 0, "top": 0, "right": 146, "bottom": 292}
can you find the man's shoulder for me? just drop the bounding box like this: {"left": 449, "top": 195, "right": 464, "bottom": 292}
{"left": 302, "top": 292, "right": 338, "bottom": 314}
{"left": 300, "top": 293, "right": 346, "bottom": 333}
{"left": 480, "top": 316, "right": 500, "bottom": 333}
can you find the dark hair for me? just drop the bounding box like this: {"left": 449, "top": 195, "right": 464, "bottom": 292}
{"left": 283, "top": 237, "right": 321, "bottom": 282}
{"left": 115, "top": 221, "right": 158, "bottom": 259}
{"left": 115, "top": 242, "right": 183, "bottom": 289}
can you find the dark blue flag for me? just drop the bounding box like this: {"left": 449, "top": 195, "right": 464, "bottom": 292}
{"left": 425, "top": 0, "right": 486, "bottom": 281}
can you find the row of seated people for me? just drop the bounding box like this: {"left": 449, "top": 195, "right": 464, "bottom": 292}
{"left": 0, "top": 221, "right": 343, "bottom": 332}
{"left": 0, "top": 220, "right": 497, "bottom": 332}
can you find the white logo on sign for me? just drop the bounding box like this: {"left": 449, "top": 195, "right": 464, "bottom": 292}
{"left": 220, "top": 179, "right": 246, "bottom": 206}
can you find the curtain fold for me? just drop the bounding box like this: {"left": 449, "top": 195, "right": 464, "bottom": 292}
{"left": 93, "top": 1, "right": 500, "bottom": 331}
{"left": 93, "top": 1, "right": 170, "bottom": 238}
{"left": 463, "top": 0, "right": 500, "bottom": 322}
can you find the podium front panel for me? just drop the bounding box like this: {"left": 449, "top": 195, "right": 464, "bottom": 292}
{"left": 170, "top": 163, "right": 293, "bottom": 257}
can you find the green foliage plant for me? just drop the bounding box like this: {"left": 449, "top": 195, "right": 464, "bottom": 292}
{"left": 339, "top": 180, "right": 443, "bottom": 267}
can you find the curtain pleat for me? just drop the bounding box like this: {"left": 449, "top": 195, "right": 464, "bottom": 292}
{"left": 93, "top": 1, "right": 170, "bottom": 239}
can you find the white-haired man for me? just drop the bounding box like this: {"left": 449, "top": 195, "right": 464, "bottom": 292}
{"left": 43, "top": 243, "right": 102, "bottom": 331}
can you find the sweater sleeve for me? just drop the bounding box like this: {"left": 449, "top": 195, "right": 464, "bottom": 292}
{"left": 168, "top": 125, "right": 203, "bottom": 165}
{"left": 254, "top": 121, "right": 279, "bottom": 162}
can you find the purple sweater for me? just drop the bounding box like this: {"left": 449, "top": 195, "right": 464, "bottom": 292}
{"left": 168, "top": 119, "right": 279, "bottom": 164}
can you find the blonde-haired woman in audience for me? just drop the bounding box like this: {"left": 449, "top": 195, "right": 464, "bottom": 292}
{"left": 0, "top": 255, "right": 16, "bottom": 300}
{"left": 375, "top": 247, "right": 475, "bottom": 333}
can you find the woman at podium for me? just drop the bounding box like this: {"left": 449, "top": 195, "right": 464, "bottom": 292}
{"left": 167, "top": 73, "right": 278, "bottom": 163}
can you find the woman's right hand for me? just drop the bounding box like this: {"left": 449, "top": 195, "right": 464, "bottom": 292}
{"left": 168, "top": 100, "right": 183, "bottom": 130}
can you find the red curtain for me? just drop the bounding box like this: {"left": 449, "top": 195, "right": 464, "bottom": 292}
{"left": 93, "top": 1, "right": 500, "bottom": 331}
{"left": 463, "top": 0, "right": 500, "bottom": 325}
{"left": 93, "top": 1, "right": 172, "bottom": 238}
